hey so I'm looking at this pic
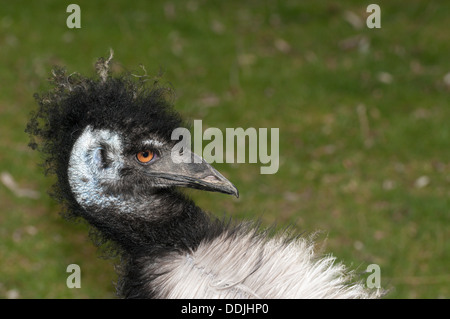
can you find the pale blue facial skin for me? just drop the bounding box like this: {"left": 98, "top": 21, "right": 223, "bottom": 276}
{"left": 68, "top": 126, "right": 132, "bottom": 212}
{"left": 68, "top": 125, "right": 238, "bottom": 219}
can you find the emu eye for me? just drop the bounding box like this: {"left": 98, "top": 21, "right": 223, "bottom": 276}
{"left": 136, "top": 150, "right": 154, "bottom": 164}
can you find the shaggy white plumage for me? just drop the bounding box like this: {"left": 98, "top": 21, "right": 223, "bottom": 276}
{"left": 149, "top": 228, "right": 375, "bottom": 299}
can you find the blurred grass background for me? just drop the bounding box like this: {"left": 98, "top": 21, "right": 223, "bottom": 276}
{"left": 0, "top": 0, "right": 449, "bottom": 298}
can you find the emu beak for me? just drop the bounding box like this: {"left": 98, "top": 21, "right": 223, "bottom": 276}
{"left": 144, "top": 149, "right": 239, "bottom": 198}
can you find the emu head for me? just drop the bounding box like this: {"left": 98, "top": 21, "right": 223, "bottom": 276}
{"left": 68, "top": 124, "right": 238, "bottom": 216}
{"left": 27, "top": 62, "right": 237, "bottom": 224}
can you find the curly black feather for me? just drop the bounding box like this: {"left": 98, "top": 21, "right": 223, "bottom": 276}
{"left": 26, "top": 64, "right": 184, "bottom": 220}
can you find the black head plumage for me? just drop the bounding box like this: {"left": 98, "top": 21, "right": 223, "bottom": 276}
{"left": 26, "top": 56, "right": 184, "bottom": 220}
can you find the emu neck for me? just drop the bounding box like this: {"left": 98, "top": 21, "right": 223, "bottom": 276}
{"left": 83, "top": 190, "right": 213, "bottom": 255}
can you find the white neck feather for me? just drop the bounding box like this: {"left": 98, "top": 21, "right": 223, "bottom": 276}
{"left": 146, "top": 228, "right": 378, "bottom": 299}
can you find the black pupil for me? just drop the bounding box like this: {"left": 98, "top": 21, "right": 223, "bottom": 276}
{"left": 142, "top": 151, "right": 150, "bottom": 158}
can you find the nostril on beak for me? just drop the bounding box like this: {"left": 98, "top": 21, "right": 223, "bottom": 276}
{"left": 203, "top": 175, "right": 220, "bottom": 183}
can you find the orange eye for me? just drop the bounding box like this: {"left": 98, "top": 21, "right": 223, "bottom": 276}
{"left": 136, "top": 150, "right": 154, "bottom": 164}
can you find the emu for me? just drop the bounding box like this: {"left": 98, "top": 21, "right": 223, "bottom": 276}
{"left": 26, "top": 55, "right": 378, "bottom": 299}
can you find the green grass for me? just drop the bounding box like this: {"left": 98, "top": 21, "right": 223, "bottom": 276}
{"left": 0, "top": 0, "right": 448, "bottom": 298}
